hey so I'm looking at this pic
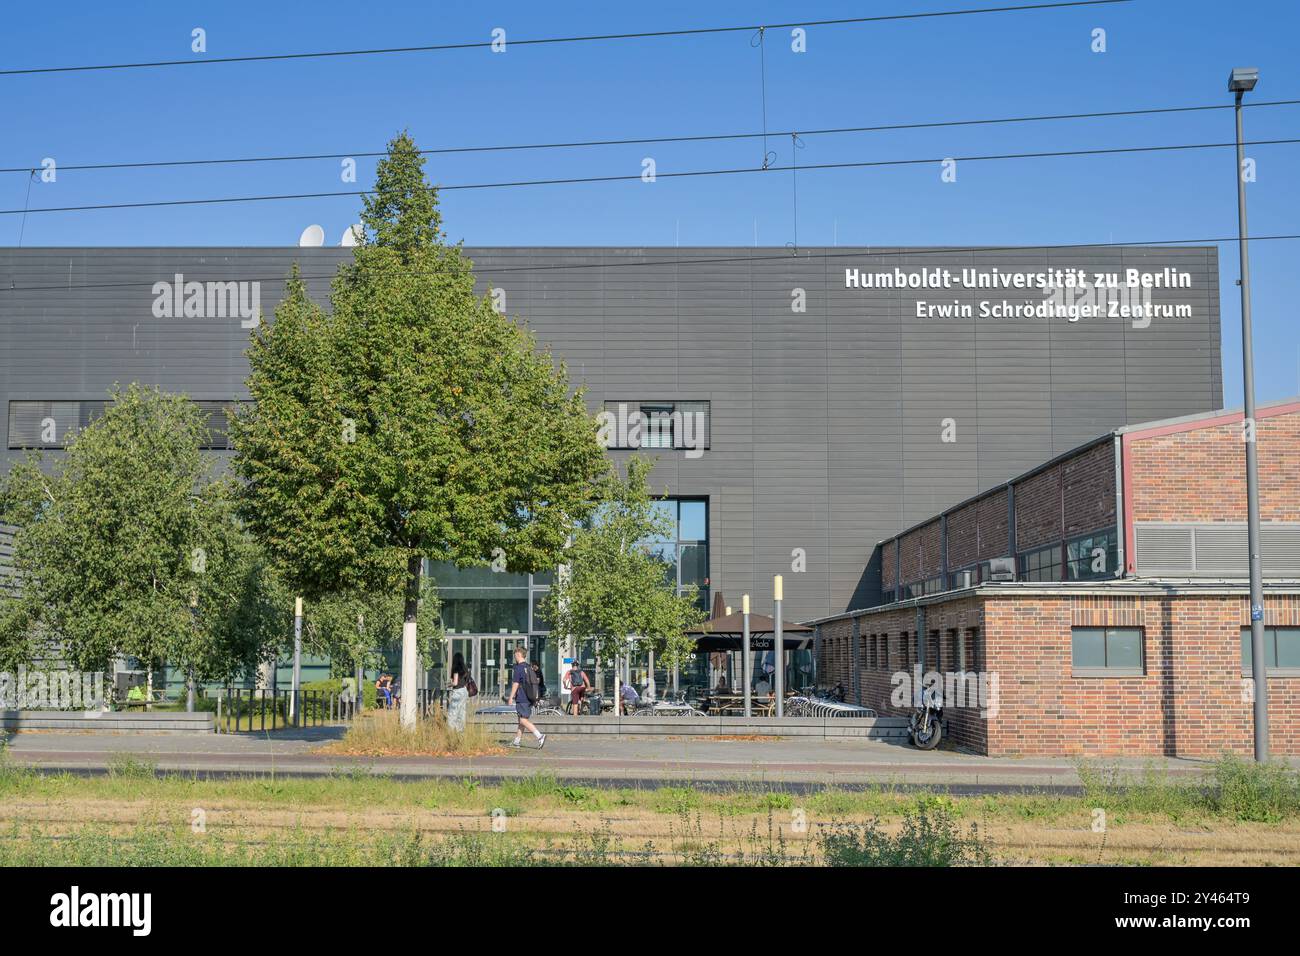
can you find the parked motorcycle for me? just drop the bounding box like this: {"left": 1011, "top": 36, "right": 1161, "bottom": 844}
{"left": 908, "top": 684, "right": 944, "bottom": 750}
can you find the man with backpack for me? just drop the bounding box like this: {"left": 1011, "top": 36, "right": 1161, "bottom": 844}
{"left": 563, "top": 659, "right": 591, "bottom": 716}
{"left": 506, "top": 647, "right": 545, "bottom": 749}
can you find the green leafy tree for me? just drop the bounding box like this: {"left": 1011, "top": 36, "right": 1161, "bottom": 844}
{"left": 539, "top": 457, "right": 706, "bottom": 710}
{"left": 231, "top": 132, "right": 606, "bottom": 727}
{"left": 0, "top": 385, "right": 281, "bottom": 696}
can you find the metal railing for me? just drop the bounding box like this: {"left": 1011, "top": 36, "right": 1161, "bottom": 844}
{"left": 784, "top": 695, "right": 877, "bottom": 719}
{"left": 211, "top": 687, "right": 361, "bottom": 733}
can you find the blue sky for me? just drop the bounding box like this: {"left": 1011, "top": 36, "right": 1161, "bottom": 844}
{"left": 2, "top": 0, "right": 1297, "bottom": 403}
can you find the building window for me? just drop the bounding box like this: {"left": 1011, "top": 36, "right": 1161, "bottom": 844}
{"left": 432, "top": 497, "right": 709, "bottom": 630}
{"left": 1072, "top": 627, "right": 1143, "bottom": 675}
{"left": 1066, "top": 528, "right": 1118, "bottom": 580}
{"left": 428, "top": 562, "right": 530, "bottom": 636}
{"left": 648, "top": 497, "right": 710, "bottom": 610}
{"left": 600, "top": 400, "right": 711, "bottom": 453}
{"left": 1019, "top": 544, "right": 1063, "bottom": 582}
{"left": 902, "top": 576, "right": 943, "bottom": 599}
{"left": 1240, "top": 627, "right": 1300, "bottom": 675}
{"left": 8, "top": 399, "right": 240, "bottom": 450}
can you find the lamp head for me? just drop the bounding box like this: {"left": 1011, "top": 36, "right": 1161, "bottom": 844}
{"left": 1228, "top": 67, "right": 1259, "bottom": 93}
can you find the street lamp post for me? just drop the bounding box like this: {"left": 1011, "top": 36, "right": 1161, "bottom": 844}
{"left": 291, "top": 596, "right": 303, "bottom": 723}
{"left": 1229, "top": 66, "right": 1269, "bottom": 762}
{"left": 773, "top": 576, "right": 784, "bottom": 718}
{"left": 742, "top": 594, "right": 752, "bottom": 718}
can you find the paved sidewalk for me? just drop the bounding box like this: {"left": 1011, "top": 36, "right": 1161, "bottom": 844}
{"left": 1, "top": 728, "right": 1232, "bottom": 789}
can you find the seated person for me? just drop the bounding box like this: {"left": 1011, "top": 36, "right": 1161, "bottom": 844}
{"left": 619, "top": 680, "right": 640, "bottom": 708}
{"left": 754, "top": 678, "right": 771, "bottom": 696}
{"left": 714, "top": 676, "right": 730, "bottom": 693}
{"left": 376, "top": 675, "right": 394, "bottom": 708}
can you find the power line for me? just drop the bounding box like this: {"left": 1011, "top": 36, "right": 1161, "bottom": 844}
{"left": 4, "top": 98, "right": 1296, "bottom": 177}
{"left": 3, "top": 234, "right": 1297, "bottom": 296}
{"left": 3, "top": 136, "right": 1296, "bottom": 216}
{"left": 0, "top": 2, "right": 1129, "bottom": 77}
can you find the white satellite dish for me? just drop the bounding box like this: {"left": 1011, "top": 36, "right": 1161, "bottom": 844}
{"left": 340, "top": 224, "right": 364, "bottom": 247}
{"left": 298, "top": 224, "right": 325, "bottom": 247}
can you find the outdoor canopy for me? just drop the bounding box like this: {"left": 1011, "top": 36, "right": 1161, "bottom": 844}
{"left": 686, "top": 593, "right": 813, "bottom": 653}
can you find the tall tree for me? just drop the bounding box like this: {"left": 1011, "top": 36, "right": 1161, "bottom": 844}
{"left": 0, "top": 385, "right": 280, "bottom": 692}
{"left": 232, "top": 132, "right": 607, "bottom": 727}
{"left": 539, "top": 456, "right": 706, "bottom": 709}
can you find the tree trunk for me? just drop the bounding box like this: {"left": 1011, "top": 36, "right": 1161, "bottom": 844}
{"left": 186, "top": 669, "right": 195, "bottom": 713}
{"left": 400, "top": 554, "right": 422, "bottom": 730}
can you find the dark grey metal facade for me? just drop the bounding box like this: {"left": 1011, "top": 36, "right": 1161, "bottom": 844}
{"left": 0, "top": 246, "right": 1223, "bottom": 621}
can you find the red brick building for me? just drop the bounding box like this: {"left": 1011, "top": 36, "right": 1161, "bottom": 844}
{"left": 811, "top": 398, "right": 1300, "bottom": 757}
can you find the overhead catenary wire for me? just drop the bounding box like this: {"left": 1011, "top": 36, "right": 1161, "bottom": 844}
{"left": 0, "top": 1, "right": 1130, "bottom": 76}
{"left": 3, "top": 233, "right": 1299, "bottom": 296}
{"left": 4, "top": 98, "right": 1296, "bottom": 176}
{"left": 3, "top": 136, "right": 1297, "bottom": 217}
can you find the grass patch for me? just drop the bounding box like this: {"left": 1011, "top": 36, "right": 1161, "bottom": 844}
{"left": 316, "top": 708, "right": 504, "bottom": 757}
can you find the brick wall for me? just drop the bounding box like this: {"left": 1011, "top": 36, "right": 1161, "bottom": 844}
{"left": 946, "top": 488, "right": 1012, "bottom": 570}
{"left": 897, "top": 518, "right": 943, "bottom": 583}
{"left": 1128, "top": 408, "right": 1300, "bottom": 523}
{"left": 1012, "top": 441, "right": 1117, "bottom": 552}
{"left": 1062, "top": 440, "right": 1117, "bottom": 536}
{"left": 818, "top": 590, "right": 1300, "bottom": 757}
{"left": 982, "top": 592, "right": 1300, "bottom": 757}
{"left": 818, "top": 596, "right": 988, "bottom": 752}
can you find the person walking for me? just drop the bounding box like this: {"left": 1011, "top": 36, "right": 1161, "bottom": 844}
{"left": 563, "top": 659, "right": 591, "bottom": 716}
{"left": 507, "top": 647, "right": 545, "bottom": 749}
{"left": 447, "top": 651, "right": 470, "bottom": 732}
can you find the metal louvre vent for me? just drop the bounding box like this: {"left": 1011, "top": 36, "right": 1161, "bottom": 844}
{"left": 1193, "top": 526, "right": 1247, "bottom": 573}
{"left": 1263, "top": 527, "right": 1300, "bottom": 571}
{"left": 1133, "top": 525, "right": 1194, "bottom": 573}
{"left": 1135, "top": 523, "right": 1300, "bottom": 577}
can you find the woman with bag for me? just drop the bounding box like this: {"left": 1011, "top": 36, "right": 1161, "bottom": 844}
{"left": 447, "top": 651, "right": 474, "bottom": 732}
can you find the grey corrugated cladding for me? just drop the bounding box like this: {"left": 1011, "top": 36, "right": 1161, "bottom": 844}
{"left": 0, "top": 246, "right": 1222, "bottom": 621}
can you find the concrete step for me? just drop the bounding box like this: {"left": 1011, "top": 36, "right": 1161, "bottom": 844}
{"left": 0, "top": 710, "right": 216, "bottom": 734}
{"left": 471, "top": 713, "right": 909, "bottom": 738}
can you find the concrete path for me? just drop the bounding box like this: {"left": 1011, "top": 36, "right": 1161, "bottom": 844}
{"left": 0, "top": 727, "right": 1238, "bottom": 790}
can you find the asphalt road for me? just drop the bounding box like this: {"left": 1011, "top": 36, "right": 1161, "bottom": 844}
{"left": 1, "top": 727, "right": 1234, "bottom": 791}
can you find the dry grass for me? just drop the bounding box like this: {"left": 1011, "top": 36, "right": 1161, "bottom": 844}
{"left": 3, "top": 792, "right": 1299, "bottom": 865}
{"left": 315, "top": 707, "right": 506, "bottom": 757}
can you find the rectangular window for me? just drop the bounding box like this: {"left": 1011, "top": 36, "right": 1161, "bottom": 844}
{"left": 1240, "top": 627, "right": 1300, "bottom": 675}
{"left": 1072, "top": 627, "right": 1143, "bottom": 675}
{"left": 8, "top": 399, "right": 240, "bottom": 450}
{"left": 601, "top": 400, "right": 711, "bottom": 452}
{"left": 1066, "top": 528, "right": 1118, "bottom": 580}
{"left": 1019, "top": 544, "right": 1063, "bottom": 582}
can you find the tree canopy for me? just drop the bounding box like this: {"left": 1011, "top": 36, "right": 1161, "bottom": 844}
{"left": 0, "top": 384, "right": 280, "bottom": 686}
{"left": 232, "top": 132, "right": 607, "bottom": 725}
